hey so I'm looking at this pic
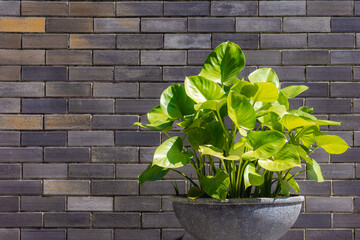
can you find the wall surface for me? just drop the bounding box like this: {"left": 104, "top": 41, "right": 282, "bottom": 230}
{"left": 0, "top": 0, "right": 359, "bottom": 240}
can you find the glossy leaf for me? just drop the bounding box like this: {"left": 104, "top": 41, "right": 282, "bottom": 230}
{"left": 246, "top": 130, "right": 287, "bottom": 159}
{"left": 258, "top": 144, "right": 301, "bottom": 171}
{"left": 281, "top": 114, "right": 314, "bottom": 131}
{"left": 228, "top": 91, "right": 256, "bottom": 130}
{"left": 200, "top": 169, "right": 230, "bottom": 200}
{"left": 252, "top": 82, "right": 279, "bottom": 103}
{"left": 195, "top": 98, "right": 227, "bottom": 112}
{"left": 187, "top": 186, "right": 205, "bottom": 200}
{"left": 185, "top": 76, "right": 225, "bottom": 103}
{"left": 248, "top": 68, "right": 280, "bottom": 90}
{"left": 307, "top": 159, "right": 324, "bottom": 182}
{"left": 256, "top": 104, "right": 287, "bottom": 118}
{"left": 277, "top": 91, "right": 289, "bottom": 110}
{"left": 244, "top": 163, "right": 264, "bottom": 189}
{"left": 279, "top": 177, "right": 290, "bottom": 196}
{"left": 138, "top": 164, "right": 169, "bottom": 185}
{"left": 199, "top": 41, "right": 245, "bottom": 86}
{"left": 187, "top": 128, "right": 210, "bottom": 150}
{"left": 297, "top": 126, "right": 319, "bottom": 147}
{"left": 285, "top": 174, "right": 300, "bottom": 194}
{"left": 315, "top": 133, "right": 349, "bottom": 154}
{"left": 134, "top": 105, "right": 174, "bottom": 132}
{"left": 315, "top": 119, "right": 341, "bottom": 126}
{"left": 280, "top": 85, "right": 308, "bottom": 99}
{"left": 199, "top": 144, "right": 240, "bottom": 160}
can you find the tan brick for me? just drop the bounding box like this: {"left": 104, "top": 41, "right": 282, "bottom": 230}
{"left": 70, "top": 2, "right": 115, "bottom": 16}
{"left": 70, "top": 34, "right": 115, "bottom": 49}
{"left": 22, "top": 1, "right": 68, "bottom": 16}
{"left": 44, "top": 180, "right": 90, "bottom": 195}
{"left": 0, "top": 17, "right": 45, "bottom": 32}
{"left": 0, "top": 66, "right": 20, "bottom": 81}
{"left": 0, "top": 115, "right": 42, "bottom": 130}
{"left": 0, "top": 50, "right": 44, "bottom": 65}
{"left": 0, "top": 34, "right": 21, "bottom": 48}
{"left": 45, "top": 115, "right": 91, "bottom": 130}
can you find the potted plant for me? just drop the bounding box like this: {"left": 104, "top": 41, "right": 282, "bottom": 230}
{"left": 134, "top": 41, "right": 348, "bottom": 240}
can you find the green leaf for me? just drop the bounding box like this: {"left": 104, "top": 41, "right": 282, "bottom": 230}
{"left": 153, "top": 136, "right": 193, "bottom": 168}
{"left": 252, "top": 82, "right": 279, "bottom": 103}
{"left": 248, "top": 68, "right": 280, "bottom": 90}
{"left": 134, "top": 105, "right": 174, "bottom": 132}
{"left": 133, "top": 121, "right": 173, "bottom": 132}
{"left": 227, "top": 91, "right": 256, "bottom": 130}
{"left": 315, "top": 119, "right": 341, "bottom": 126}
{"left": 244, "top": 163, "right": 264, "bottom": 189}
{"left": 138, "top": 163, "right": 169, "bottom": 185}
{"left": 187, "top": 128, "right": 210, "bottom": 150}
{"left": 277, "top": 91, "right": 289, "bottom": 110}
{"left": 307, "top": 159, "right": 324, "bottom": 182}
{"left": 205, "top": 121, "right": 225, "bottom": 149}
{"left": 200, "top": 169, "right": 230, "bottom": 200}
{"left": 281, "top": 114, "right": 314, "bottom": 131}
{"left": 280, "top": 85, "right": 309, "bottom": 99}
{"left": 187, "top": 186, "right": 205, "bottom": 201}
{"left": 279, "top": 177, "right": 290, "bottom": 196}
{"left": 160, "top": 84, "right": 196, "bottom": 119}
{"left": 297, "top": 126, "right": 319, "bottom": 147}
{"left": 285, "top": 174, "right": 300, "bottom": 194}
{"left": 246, "top": 130, "right": 287, "bottom": 159}
{"left": 258, "top": 144, "right": 301, "bottom": 171}
{"left": 199, "top": 144, "right": 240, "bottom": 160}
{"left": 296, "top": 145, "right": 313, "bottom": 165}
{"left": 199, "top": 41, "right": 245, "bottom": 86}
{"left": 195, "top": 98, "right": 227, "bottom": 112}
{"left": 185, "top": 76, "right": 225, "bottom": 103}
{"left": 315, "top": 133, "right": 349, "bottom": 154}
{"left": 256, "top": 104, "right": 287, "bottom": 118}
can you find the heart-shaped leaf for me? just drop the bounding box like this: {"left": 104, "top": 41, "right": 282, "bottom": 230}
{"left": 307, "top": 159, "right": 324, "bottom": 182}
{"left": 248, "top": 68, "right": 280, "bottom": 90}
{"left": 187, "top": 186, "right": 205, "bottom": 200}
{"left": 281, "top": 85, "right": 309, "bottom": 99}
{"left": 252, "top": 82, "right": 279, "bottom": 103}
{"left": 200, "top": 169, "right": 230, "bottom": 200}
{"left": 199, "top": 144, "right": 240, "bottom": 160}
{"left": 315, "top": 133, "right": 349, "bottom": 154}
{"left": 246, "top": 130, "right": 287, "bottom": 159}
{"left": 281, "top": 114, "right": 314, "bottom": 131}
{"left": 185, "top": 76, "right": 225, "bottom": 103}
{"left": 228, "top": 91, "right": 256, "bottom": 130}
{"left": 258, "top": 144, "right": 301, "bottom": 171}
{"left": 138, "top": 163, "right": 169, "bottom": 185}
{"left": 244, "top": 163, "right": 264, "bottom": 189}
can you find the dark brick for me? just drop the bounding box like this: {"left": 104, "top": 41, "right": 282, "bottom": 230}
{"left": 116, "top": 131, "right": 160, "bottom": 146}
{"left": 94, "top": 18, "right": 139, "bottom": 32}
{"left": 334, "top": 180, "right": 360, "bottom": 195}
{"left": 0, "top": 34, "right": 20, "bottom": 48}
{"left": 23, "top": 164, "right": 67, "bottom": 179}
{"left": 0, "top": 164, "right": 20, "bottom": 178}
{"left": 92, "top": 180, "right": 138, "bottom": 195}
{"left": 334, "top": 214, "right": 360, "bottom": 227}
{"left": 212, "top": 33, "right": 258, "bottom": 49}
{"left": 116, "top": 99, "right": 159, "bottom": 114}
{"left": 22, "top": 1, "right": 67, "bottom": 16}
{"left": 115, "top": 66, "right": 161, "bottom": 81}
{"left": 22, "top": 66, "right": 67, "bottom": 81}
{"left": 140, "top": 147, "right": 156, "bottom": 163}
{"left": 0, "top": 180, "right": 42, "bottom": 195}
{"left": 0, "top": 131, "right": 19, "bottom": 146}
{"left": 306, "top": 99, "right": 351, "bottom": 114}
{"left": 140, "top": 180, "right": 186, "bottom": 195}
{"left": 261, "top": 34, "right": 307, "bottom": 49}
{"left": 356, "top": 197, "right": 360, "bottom": 211}
{"left": 0, "top": 147, "right": 42, "bottom": 163}
{"left": 0, "top": 50, "right": 44, "bottom": 65}
{"left": 46, "top": 50, "right": 92, "bottom": 65}
{"left": 306, "top": 197, "right": 353, "bottom": 212}
{"left": 324, "top": 131, "right": 353, "bottom": 147}
{"left": 22, "top": 34, "right": 68, "bottom": 49}
{"left": 0, "top": 197, "right": 19, "bottom": 211}
{"left": 44, "top": 147, "right": 90, "bottom": 163}
{"left": 69, "top": 67, "right": 114, "bottom": 81}
{"left": 69, "top": 164, "right": 114, "bottom": 179}
{"left": 115, "top": 229, "right": 160, "bottom": 240}
{"left": 115, "top": 196, "right": 161, "bottom": 211}
{"left": 0, "top": 1, "right": 19, "bottom": 16}
{"left": 331, "top": 50, "right": 360, "bottom": 64}
{"left": 0, "top": 213, "right": 42, "bottom": 227}
{"left": 0, "top": 229, "right": 19, "bottom": 240}
{"left": 69, "top": 2, "right": 115, "bottom": 17}
{"left": 68, "top": 131, "right": 114, "bottom": 146}
{"left": 93, "top": 50, "right": 138, "bottom": 65}
{"left": 117, "top": 2, "right": 162, "bottom": 16}
{"left": 165, "top": 2, "right": 209, "bottom": 16}
{"left": 236, "top": 17, "right": 281, "bottom": 32}
{"left": 141, "top": 18, "right": 187, "bottom": 32}
{"left": 212, "top": 1, "right": 257, "bottom": 16}
{"left": 165, "top": 34, "right": 211, "bottom": 49}
{"left": 243, "top": 50, "right": 281, "bottom": 65}
{"left": 161, "top": 196, "right": 173, "bottom": 211}
{"left": 92, "top": 147, "right": 138, "bottom": 163}
{"left": 93, "top": 83, "right": 138, "bottom": 97}
{"left": 70, "top": 34, "right": 116, "bottom": 49}
{"left": 93, "top": 115, "right": 138, "bottom": 130}
{"left": 266, "top": 67, "right": 304, "bottom": 81}
{"left": 282, "top": 82, "right": 328, "bottom": 97}
{"left": 330, "top": 115, "right": 360, "bottom": 131}
{"left": 44, "top": 213, "right": 91, "bottom": 227}
{"left": 188, "top": 17, "right": 234, "bottom": 32}
{"left": 293, "top": 213, "right": 331, "bottom": 228}
{"left": 45, "top": 115, "right": 91, "bottom": 130}
{"left": 306, "top": 230, "right": 352, "bottom": 240}
{"left": 332, "top": 17, "right": 360, "bottom": 32}
{"left": 69, "top": 99, "right": 114, "bottom": 113}
{"left": 116, "top": 164, "right": 147, "bottom": 179}
{"left": 357, "top": 2, "right": 360, "bottom": 16}
{"left": 162, "top": 230, "right": 197, "bottom": 240}
{"left": 284, "top": 17, "right": 330, "bottom": 32}
{"left": 140, "top": 83, "right": 172, "bottom": 98}
{"left": 22, "top": 229, "right": 65, "bottom": 240}
{"left": 0, "top": 98, "right": 20, "bottom": 113}
{"left": 331, "top": 83, "right": 360, "bottom": 97}
{"left": 259, "top": 1, "right": 305, "bottom": 16}
{"left": 141, "top": 50, "right": 186, "bottom": 65}
{"left": 22, "top": 131, "right": 66, "bottom": 146}
{"left": 279, "top": 230, "right": 304, "bottom": 240}
{"left": 308, "top": 1, "right": 353, "bottom": 16}
{"left": 44, "top": 180, "right": 90, "bottom": 195}
{"left": 142, "top": 213, "right": 181, "bottom": 228}
{"left": 117, "top": 34, "right": 162, "bottom": 49}
{"left": 22, "top": 99, "right": 66, "bottom": 113}
{"left": 0, "top": 66, "right": 20, "bottom": 81}
{"left": 308, "top": 33, "right": 354, "bottom": 49}
{"left": 21, "top": 196, "right": 65, "bottom": 211}
{"left": 46, "top": 18, "right": 93, "bottom": 33}
{"left": 187, "top": 50, "right": 211, "bottom": 65}
{"left": 306, "top": 66, "right": 352, "bottom": 81}
{"left": 163, "top": 66, "right": 201, "bottom": 81}
{"left": 297, "top": 180, "right": 331, "bottom": 195}
{"left": 68, "top": 229, "right": 112, "bottom": 240}
{"left": 93, "top": 213, "right": 140, "bottom": 228}
{"left": 282, "top": 50, "right": 330, "bottom": 65}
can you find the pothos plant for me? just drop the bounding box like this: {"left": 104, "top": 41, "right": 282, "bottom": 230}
{"left": 134, "top": 41, "right": 349, "bottom": 201}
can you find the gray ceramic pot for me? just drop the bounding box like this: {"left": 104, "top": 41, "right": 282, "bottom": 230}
{"left": 171, "top": 195, "right": 304, "bottom": 240}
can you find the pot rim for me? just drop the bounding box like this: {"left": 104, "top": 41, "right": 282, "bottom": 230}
{"left": 170, "top": 195, "right": 304, "bottom": 205}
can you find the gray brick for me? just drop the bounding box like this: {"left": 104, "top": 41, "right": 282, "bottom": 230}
{"left": 0, "top": 229, "right": 18, "bottom": 240}
{"left": 236, "top": 17, "right": 281, "bottom": 32}
{"left": 44, "top": 180, "right": 90, "bottom": 195}
{"left": 115, "top": 196, "right": 161, "bottom": 211}
{"left": 0, "top": 131, "right": 19, "bottom": 146}
{"left": 334, "top": 180, "right": 360, "bottom": 195}
{"left": 243, "top": 50, "right": 281, "bottom": 65}
{"left": 68, "top": 197, "right": 113, "bottom": 211}
{"left": 354, "top": 67, "right": 360, "bottom": 81}
{"left": 331, "top": 83, "right": 360, "bottom": 97}
{"left": 140, "top": 83, "right": 172, "bottom": 98}
{"left": 68, "top": 131, "right": 114, "bottom": 146}
{"left": 306, "top": 99, "right": 351, "bottom": 114}
{"left": 308, "top": 1, "right": 353, "bottom": 16}
{"left": 331, "top": 50, "right": 360, "bottom": 64}
{"left": 22, "top": 131, "right": 66, "bottom": 146}
{"left": 0, "top": 1, "right": 20, "bottom": 15}
{"left": 334, "top": 214, "right": 360, "bottom": 227}
{"left": 0, "top": 164, "right": 20, "bottom": 178}
{"left": 0, "top": 98, "right": 20, "bottom": 113}
{"left": 297, "top": 180, "right": 331, "bottom": 195}
{"left": 282, "top": 82, "right": 328, "bottom": 97}
{"left": 306, "top": 66, "right": 352, "bottom": 81}
{"left": 45, "top": 147, "right": 90, "bottom": 163}
{"left": 165, "top": 2, "right": 209, "bottom": 16}
{"left": 69, "top": 99, "right": 113, "bottom": 113}
{"left": 116, "top": 164, "right": 147, "bottom": 179}
{"left": 307, "top": 230, "right": 352, "bottom": 240}
{"left": 22, "top": 229, "right": 65, "bottom": 240}
{"left": 93, "top": 213, "right": 140, "bottom": 228}
{"left": 93, "top": 50, "right": 138, "bottom": 65}
{"left": 188, "top": 17, "right": 234, "bottom": 32}
{"left": 330, "top": 115, "right": 360, "bottom": 131}
{"left": 260, "top": 1, "right": 305, "bottom": 16}
{"left": 163, "top": 66, "right": 201, "bottom": 81}
{"left": 140, "top": 147, "right": 156, "bottom": 163}
{"left": 93, "top": 83, "right": 138, "bottom": 97}
{"left": 324, "top": 131, "right": 353, "bottom": 147}
{"left": 161, "top": 196, "right": 173, "bottom": 211}
{"left": 187, "top": 50, "right": 211, "bottom": 65}
{"left": 282, "top": 50, "right": 330, "bottom": 65}
{"left": 293, "top": 213, "right": 331, "bottom": 228}
{"left": 0, "top": 34, "right": 20, "bottom": 48}
{"left": 357, "top": 2, "right": 360, "bottom": 16}
{"left": 116, "top": 131, "right": 160, "bottom": 146}
{"left": 69, "top": 2, "right": 114, "bottom": 17}
{"left": 69, "top": 67, "right": 114, "bottom": 81}
{"left": 211, "top": 1, "right": 257, "bottom": 16}
{"left": 68, "top": 229, "right": 112, "bottom": 240}
{"left": 93, "top": 115, "right": 138, "bottom": 130}
{"left": 22, "top": 34, "right": 68, "bottom": 49}
{"left": 165, "top": 34, "right": 211, "bottom": 49}
{"left": 0, "top": 147, "right": 42, "bottom": 163}
{"left": 46, "top": 50, "right": 92, "bottom": 65}
{"left": 162, "top": 230, "right": 197, "bottom": 240}
{"left": 0, "top": 82, "right": 44, "bottom": 97}
{"left": 21, "top": 196, "right": 65, "bottom": 211}
{"left": 284, "top": 17, "right": 330, "bottom": 32}
{"left": 261, "top": 34, "right": 307, "bottom": 49}
{"left": 115, "top": 229, "right": 160, "bottom": 240}
{"left": 266, "top": 66, "right": 304, "bottom": 81}
{"left": 0, "top": 66, "right": 20, "bottom": 81}
{"left": 0, "top": 180, "right": 42, "bottom": 195}
{"left": 91, "top": 180, "right": 138, "bottom": 195}
{"left": 22, "top": 1, "right": 67, "bottom": 16}
{"left": 357, "top": 230, "right": 360, "bottom": 240}
{"left": 212, "top": 33, "right": 258, "bottom": 49}
{"left": 92, "top": 147, "right": 138, "bottom": 163}
{"left": 69, "top": 164, "right": 114, "bottom": 179}
{"left": 141, "top": 50, "right": 186, "bottom": 65}
{"left": 117, "top": 2, "right": 162, "bottom": 16}
{"left": 0, "top": 50, "right": 44, "bottom": 65}
{"left": 46, "top": 18, "right": 93, "bottom": 33}
{"left": 94, "top": 18, "right": 139, "bottom": 32}
{"left": 117, "top": 34, "right": 162, "bottom": 49}
{"left": 332, "top": 17, "right": 360, "bottom": 32}
{"left": 279, "top": 230, "right": 304, "bottom": 240}
{"left": 115, "top": 66, "right": 161, "bottom": 81}
{"left": 141, "top": 18, "right": 187, "bottom": 32}
{"left": 306, "top": 197, "right": 353, "bottom": 212}
{"left": 0, "top": 197, "right": 19, "bottom": 211}
{"left": 309, "top": 33, "right": 354, "bottom": 49}
{"left": 22, "top": 66, "right": 67, "bottom": 81}
{"left": 44, "top": 213, "right": 91, "bottom": 227}
{"left": 142, "top": 213, "right": 181, "bottom": 228}
{"left": 356, "top": 197, "right": 360, "bottom": 211}
{"left": 0, "top": 213, "right": 42, "bottom": 227}
{"left": 356, "top": 133, "right": 360, "bottom": 146}
{"left": 23, "top": 164, "right": 67, "bottom": 179}
{"left": 141, "top": 180, "right": 186, "bottom": 195}
{"left": 22, "top": 99, "right": 66, "bottom": 113}
{"left": 70, "top": 34, "right": 116, "bottom": 49}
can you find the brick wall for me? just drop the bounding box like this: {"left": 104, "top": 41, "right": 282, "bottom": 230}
{"left": 0, "top": 1, "right": 358, "bottom": 240}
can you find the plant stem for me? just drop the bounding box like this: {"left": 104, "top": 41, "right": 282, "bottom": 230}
{"left": 169, "top": 169, "right": 199, "bottom": 188}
